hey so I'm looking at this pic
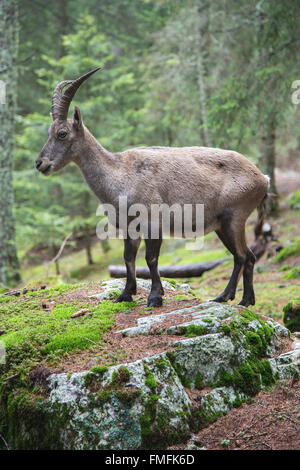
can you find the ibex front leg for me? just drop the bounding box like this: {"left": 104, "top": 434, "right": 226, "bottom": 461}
{"left": 145, "top": 238, "right": 164, "bottom": 307}
{"left": 115, "top": 237, "right": 141, "bottom": 302}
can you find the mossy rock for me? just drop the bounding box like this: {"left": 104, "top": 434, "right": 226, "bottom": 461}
{"left": 0, "top": 300, "right": 299, "bottom": 450}
{"left": 283, "top": 298, "right": 300, "bottom": 332}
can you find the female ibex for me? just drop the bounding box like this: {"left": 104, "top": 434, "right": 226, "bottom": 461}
{"left": 36, "top": 68, "right": 269, "bottom": 308}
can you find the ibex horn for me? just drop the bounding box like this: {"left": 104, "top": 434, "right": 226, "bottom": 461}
{"left": 51, "top": 67, "right": 101, "bottom": 121}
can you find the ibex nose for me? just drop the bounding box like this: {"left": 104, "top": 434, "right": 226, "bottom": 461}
{"left": 35, "top": 159, "right": 43, "bottom": 169}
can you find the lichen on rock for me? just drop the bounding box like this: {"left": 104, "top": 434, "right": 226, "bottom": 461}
{"left": 1, "top": 301, "right": 299, "bottom": 450}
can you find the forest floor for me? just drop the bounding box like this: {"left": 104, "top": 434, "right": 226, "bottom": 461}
{"left": 170, "top": 378, "right": 300, "bottom": 450}
{"left": 1, "top": 169, "right": 300, "bottom": 450}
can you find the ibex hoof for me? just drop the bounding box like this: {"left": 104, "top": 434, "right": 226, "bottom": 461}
{"left": 115, "top": 292, "right": 134, "bottom": 303}
{"left": 238, "top": 296, "right": 255, "bottom": 307}
{"left": 210, "top": 293, "right": 234, "bottom": 303}
{"left": 147, "top": 295, "right": 163, "bottom": 308}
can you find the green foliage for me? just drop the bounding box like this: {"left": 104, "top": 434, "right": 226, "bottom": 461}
{"left": 282, "top": 267, "right": 300, "bottom": 280}
{"left": 290, "top": 190, "right": 300, "bottom": 208}
{"left": 276, "top": 238, "right": 300, "bottom": 262}
{"left": 283, "top": 298, "right": 300, "bottom": 332}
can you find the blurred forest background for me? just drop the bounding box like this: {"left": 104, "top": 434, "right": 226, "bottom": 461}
{"left": 0, "top": 0, "right": 300, "bottom": 288}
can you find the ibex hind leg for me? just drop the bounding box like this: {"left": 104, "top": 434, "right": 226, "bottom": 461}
{"left": 212, "top": 214, "right": 248, "bottom": 304}
{"left": 145, "top": 238, "right": 164, "bottom": 307}
{"left": 239, "top": 248, "right": 256, "bottom": 307}
{"left": 115, "top": 237, "right": 141, "bottom": 303}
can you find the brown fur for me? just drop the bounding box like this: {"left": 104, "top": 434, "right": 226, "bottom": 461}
{"left": 36, "top": 76, "right": 269, "bottom": 308}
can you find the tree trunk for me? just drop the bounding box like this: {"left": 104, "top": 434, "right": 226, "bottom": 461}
{"left": 57, "top": 0, "right": 68, "bottom": 57}
{"left": 259, "top": 119, "right": 279, "bottom": 216}
{"left": 109, "top": 259, "right": 228, "bottom": 279}
{"left": 196, "top": 2, "right": 211, "bottom": 147}
{"left": 85, "top": 231, "right": 94, "bottom": 265}
{"left": 100, "top": 238, "right": 110, "bottom": 254}
{"left": 0, "top": 0, "right": 20, "bottom": 286}
{"left": 52, "top": 245, "right": 60, "bottom": 275}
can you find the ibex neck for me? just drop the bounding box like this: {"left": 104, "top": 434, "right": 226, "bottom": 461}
{"left": 75, "top": 130, "right": 120, "bottom": 204}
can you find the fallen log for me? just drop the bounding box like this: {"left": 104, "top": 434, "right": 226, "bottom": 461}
{"left": 109, "top": 258, "right": 229, "bottom": 279}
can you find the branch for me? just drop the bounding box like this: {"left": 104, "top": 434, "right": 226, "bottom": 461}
{"left": 45, "top": 232, "right": 72, "bottom": 278}
{"left": 263, "top": 33, "right": 300, "bottom": 62}
{"left": 212, "top": 19, "right": 254, "bottom": 34}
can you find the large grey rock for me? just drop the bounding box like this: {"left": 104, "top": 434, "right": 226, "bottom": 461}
{"left": 48, "top": 354, "right": 191, "bottom": 450}
{"left": 91, "top": 278, "right": 192, "bottom": 302}
{"left": 118, "top": 302, "right": 236, "bottom": 336}
{"left": 2, "top": 302, "right": 299, "bottom": 450}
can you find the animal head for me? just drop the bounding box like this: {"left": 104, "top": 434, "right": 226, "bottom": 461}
{"left": 35, "top": 68, "right": 101, "bottom": 175}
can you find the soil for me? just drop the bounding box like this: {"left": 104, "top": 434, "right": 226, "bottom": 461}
{"left": 170, "top": 378, "right": 300, "bottom": 450}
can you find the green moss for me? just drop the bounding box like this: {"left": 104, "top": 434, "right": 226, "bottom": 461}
{"left": 0, "top": 388, "right": 70, "bottom": 450}
{"left": 90, "top": 365, "right": 108, "bottom": 375}
{"left": 23, "top": 283, "right": 79, "bottom": 299}
{"left": 190, "top": 407, "right": 224, "bottom": 431}
{"left": 0, "top": 295, "right": 15, "bottom": 303}
{"left": 183, "top": 324, "right": 206, "bottom": 338}
{"left": 290, "top": 189, "right": 300, "bottom": 208}
{"left": 153, "top": 247, "right": 228, "bottom": 266}
{"left": 144, "top": 364, "right": 158, "bottom": 392}
{"left": 194, "top": 372, "right": 204, "bottom": 390}
{"left": 245, "top": 327, "right": 272, "bottom": 357}
{"left": 166, "top": 351, "right": 175, "bottom": 363}
{"left": 0, "top": 292, "right": 137, "bottom": 387}
{"left": 276, "top": 238, "right": 300, "bottom": 262}
{"left": 164, "top": 353, "right": 191, "bottom": 388}
{"left": 140, "top": 391, "right": 190, "bottom": 449}
{"left": 97, "top": 389, "right": 112, "bottom": 405}
{"left": 84, "top": 366, "right": 109, "bottom": 388}
{"left": 160, "top": 277, "right": 177, "bottom": 288}
{"left": 172, "top": 294, "right": 190, "bottom": 301}
{"left": 115, "top": 388, "right": 141, "bottom": 406}
{"left": 140, "top": 392, "right": 158, "bottom": 445}
{"left": 111, "top": 366, "right": 131, "bottom": 385}
{"left": 217, "top": 358, "right": 275, "bottom": 396}
{"left": 278, "top": 264, "right": 291, "bottom": 272}
{"left": 282, "top": 267, "right": 300, "bottom": 280}
{"left": 220, "top": 324, "right": 231, "bottom": 335}
{"left": 154, "top": 358, "right": 169, "bottom": 371}
{"left": 93, "top": 365, "right": 139, "bottom": 408}
{"left": 283, "top": 298, "right": 300, "bottom": 332}
{"left": 231, "top": 394, "right": 243, "bottom": 408}
{"left": 214, "top": 310, "right": 277, "bottom": 397}
{"left": 107, "top": 289, "right": 121, "bottom": 299}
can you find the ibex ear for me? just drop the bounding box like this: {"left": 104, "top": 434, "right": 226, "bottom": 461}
{"left": 73, "top": 105, "right": 83, "bottom": 130}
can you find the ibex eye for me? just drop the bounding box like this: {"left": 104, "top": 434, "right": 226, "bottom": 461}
{"left": 58, "top": 130, "right": 67, "bottom": 138}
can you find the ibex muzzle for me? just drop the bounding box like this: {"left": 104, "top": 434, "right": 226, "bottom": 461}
{"left": 36, "top": 68, "right": 269, "bottom": 308}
